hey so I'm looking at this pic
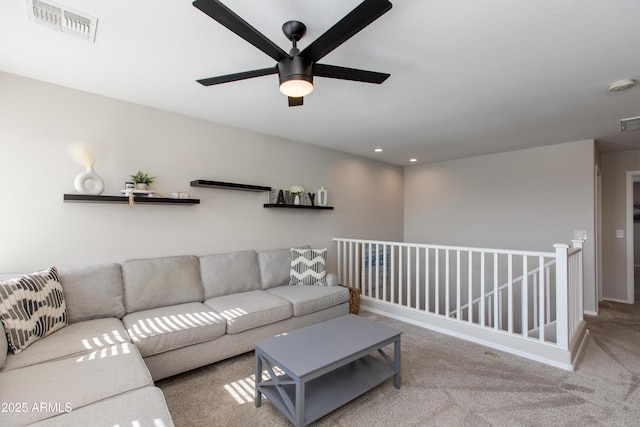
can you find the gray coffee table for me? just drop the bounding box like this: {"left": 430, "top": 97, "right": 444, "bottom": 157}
{"left": 254, "top": 314, "right": 401, "bottom": 427}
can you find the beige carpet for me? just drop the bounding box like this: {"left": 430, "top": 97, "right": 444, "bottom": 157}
{"left": 157, "top": 302, "right": 640, "bottom": 426}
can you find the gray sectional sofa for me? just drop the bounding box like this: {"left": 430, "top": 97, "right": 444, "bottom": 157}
{"left": 0, "top": 247, "right": 349, "bottom": 426}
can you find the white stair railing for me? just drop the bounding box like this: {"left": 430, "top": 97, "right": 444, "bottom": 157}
{"left": 334, "top": 238, "right": 586, "bottom": 370}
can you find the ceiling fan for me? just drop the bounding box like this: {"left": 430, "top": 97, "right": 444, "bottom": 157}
{"left": 192, "top": 0, "right": 392, "bottom": 106}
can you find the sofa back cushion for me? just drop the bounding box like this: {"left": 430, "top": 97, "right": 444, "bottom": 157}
{"left": 122, "top": 255, "right": 203, "bottom": 313}
{"left": 58, "top": 263, "right": 126, "bottom": 323}
{"left": 258, "top": 246, "right": 310, "bottom": 290}
{"left": 199, "top": 250, "right": 261, "bottom": 299}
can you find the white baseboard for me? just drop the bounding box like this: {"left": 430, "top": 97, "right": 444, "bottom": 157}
{"left": 603, "top": 297, "right": 631, "bottom": 304}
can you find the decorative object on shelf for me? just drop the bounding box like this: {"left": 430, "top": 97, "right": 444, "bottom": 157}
{"left": 291, "top": 185, "right": 304, "bottom": 205}
{"left": 69, "top": 142, "right": 105, "bottom": 196}
{"left": 308, "top": 193, "right": 315, "bottom": 206}
{"left": 277, "top": 190, "right": 285, "bottom": 204}
{"left": 318, "top": 186, "right": 328, "bottom": 206}
{"left": 129, "top": 170, "right": 155, "bottom": 190}
{"left": 125, "top": 181, "right": 135, "bottom": 190}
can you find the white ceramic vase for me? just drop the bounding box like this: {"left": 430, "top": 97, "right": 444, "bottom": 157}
{"left": 74, "top": 167, "right": 105, "bottom": 195}
{"left": 294, "top": 194, "right": 301, "bottom": 205}
{"left": 318, "top": 186, "right": 328, "bottom": 206}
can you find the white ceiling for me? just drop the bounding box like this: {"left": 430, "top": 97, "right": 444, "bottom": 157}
{"left": 2, "top": 0, "right": 640, "bottom": 166}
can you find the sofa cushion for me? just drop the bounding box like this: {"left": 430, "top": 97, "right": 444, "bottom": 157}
{"left": 0, "top": 342, "right": 152, "bottom": 426}
{"left": 123, "top": 302, "right": 226, "bottom": 357}
{"left": 258, "top": 246, "right": 310, "bottom": 290}
{"left": 0, "top": 267, "right": 67, "bottom": 354}
{"left": 3, "top": 317, "right": 130, "bottom": 371}
{"left": 122, "top": 255, "right": 204, "bottom": 313}
{"left": 199, "top": 250, "right": 261, "bottom": 299}
{"left": 204, "top": 290, "right": 292, "bottom": 334}
{"left": 28, "top": 386, "right": 174, "bottom": 427}
{"left": 58, "top": 263, "right": 126, "bottom": 323}
{"left": 289, "top": 248, "right": 328, "bottom": 286}
{"left": 266, "top": 285, "right": 350, "bottom": 316}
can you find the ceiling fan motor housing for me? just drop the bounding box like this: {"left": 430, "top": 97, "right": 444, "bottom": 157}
{"left": 278, "top": 56, "right": 313, "bottom": 89}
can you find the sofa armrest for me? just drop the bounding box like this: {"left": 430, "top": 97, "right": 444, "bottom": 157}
{"left": 326, "top": 273, "right": 338, "bottom": 287}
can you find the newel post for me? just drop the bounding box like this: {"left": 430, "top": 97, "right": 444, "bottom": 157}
{"left": 554, "top": 243, "right": 570, "bottom": 350}
{"left": 571, "top": 239, "right": 585, "bottom": 323}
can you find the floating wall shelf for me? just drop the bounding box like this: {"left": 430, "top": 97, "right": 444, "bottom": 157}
{"left": 264, "top": 204, "right": 334, "bottom": 210}
{"left": 190, "top": 180, "right": 271, "bottom": 192}
{"left": 63, "top": 194, "right": 200, "bottom": 205}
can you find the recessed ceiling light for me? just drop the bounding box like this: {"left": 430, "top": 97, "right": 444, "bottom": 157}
{"left": 374, "top": 148, "right": 383, "bottom": 152}
{"left": 609, "top": 79, "right": 636, "bottom": 92}
{"left": 409, "top": 158, "right": 418, "bottom": 162}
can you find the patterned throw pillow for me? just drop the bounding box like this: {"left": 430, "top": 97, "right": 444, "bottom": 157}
{"left": 289, "top": 248, "right": 328, "bottom": 286}
{"left": 0, "top": 267, "right": 68, "bottom": 354}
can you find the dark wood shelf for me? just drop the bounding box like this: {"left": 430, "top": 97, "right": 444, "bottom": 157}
{"left": 264, "top": 204, "right": 334, "bottom": 210}
{"left": 63, "top": 194, "right": 200, "bottom": 205}
{"left": 190, "top": 180, "right": 271, "bottom": 192}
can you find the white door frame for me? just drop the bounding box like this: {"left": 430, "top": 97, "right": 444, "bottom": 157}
{"left": 595, "top": 164, "right": 602, "bottom": 303}
{"left": 625, "top": 170, "right": 640, "bottom": 304}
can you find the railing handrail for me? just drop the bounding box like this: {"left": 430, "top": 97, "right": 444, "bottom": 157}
{"left": 333, "top": 237, "right": 555, "bottom": 258}
{"left": 450, "top": 258, "right": 556, "bottom": 316}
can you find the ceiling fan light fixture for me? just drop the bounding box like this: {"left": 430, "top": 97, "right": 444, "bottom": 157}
{"left": 280, "top": 79, "right": 313, "bottom": 97}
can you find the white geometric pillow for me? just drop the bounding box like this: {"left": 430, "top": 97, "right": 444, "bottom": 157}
{"left": 0, "top": 267, "right": 68, "bottom": 354}
{"left": 289, "top": 248, "right": 327, "bottom": 286}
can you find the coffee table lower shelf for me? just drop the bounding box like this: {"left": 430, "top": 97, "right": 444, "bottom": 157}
{"left": 258, "top": 354, "right": 395, "bottom": 426}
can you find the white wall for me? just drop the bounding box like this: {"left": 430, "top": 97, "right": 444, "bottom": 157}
{"left": 0, "top": 72, "right": 404, "bottom": 272}
{"left": 403, "top": 140, "right": 597, "bottom": 313}
{"left": 601, "top": 149, "right": 640, "bottom": 302}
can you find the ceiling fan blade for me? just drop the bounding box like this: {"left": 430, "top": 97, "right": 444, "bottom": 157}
{"left": 288, "top": 96, "right": 304, "bottom": 107}
{"left": 314, "top": 64, "right": 389, "bottom": 84}
{"left": 197, "top": 67, "right": 277, "bottom": 86}
{"left": 300, "top": 0, "right": 392, "bottom": 63}
{"left": 193, "top": 0, "right": 290, "bottom": 62}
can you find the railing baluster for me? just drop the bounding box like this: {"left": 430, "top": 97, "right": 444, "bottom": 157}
{"left": 407, "top": 246, "right": 412, "bottom": 308}
{"left": 456, "top": 250, "right": 461, "bottom": 321}
{"left": 493, "top": 254, "right": 499, "bottom": 330}
{"left": 375, "top": 243, "right": 380, "bottom": 300}
{"left": 435, "top": 249, "right": 440, "bottom": 315}
{"left": 416, "top": 247, "right": 421, "bottom": 311}
{"left": 508, "top": 254, "right": 513, "bottom": 334}
{"left": 425, "top": 248, "right": 430, "bottom": 313}
{"left": 399, "top": 245, "right": 403, "bottom": 307}
{"left": 480, "top": 252, "right": 485, "bottom": 327}
{"left": 391, "top": 244, "right": 395, "bottom": 304}
{"left": 468, "top": 251, "right": 473, "bottom": 324}
{"left": 522, "top": 256, "right": 528, "bottom": 338}
{"left": 445, "top": 249, "right": 450, "bottom": 318}
{"left": 382, "top": 244, "right": 388, "bottom": 302}
{"left": 538, "top": 255, "right": 546, "bottom": 342}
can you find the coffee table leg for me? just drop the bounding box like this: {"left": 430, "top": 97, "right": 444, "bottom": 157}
{"left": 296, "top": 380, "right": 305, "bottom": 427}
{"left": 255, "top": 351, "right": 263, "bottom": 407}
{"left": 394, "top": 335, "right": 401, "bottom": 389}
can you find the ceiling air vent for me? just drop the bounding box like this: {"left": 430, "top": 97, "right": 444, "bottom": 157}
{"left": 25, "top": 0, "right": 98, "bottom": 42}
{"left": 620, "top": 116, "right": 640, "bottom": 132}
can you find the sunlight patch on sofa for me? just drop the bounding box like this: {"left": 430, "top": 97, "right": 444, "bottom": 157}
{"left": 218, "top": 308, "right": 249, "bottom": 321}
{"left": 127, "top": 311, "right": 224, "bottom": 340}
{"left": 81, "top": 329, "right": 128, "bottom": 350}
{"left": 76, "top": 343, "right": 133, "bottom": 362}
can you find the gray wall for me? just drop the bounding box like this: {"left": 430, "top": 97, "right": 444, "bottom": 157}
{"left": 601, "top": 149, "right": 640, "bottom": 302}
{"left": 0, "top": 72, "right": 404, "bottom": 272}
{"left": 404, "top": 140, "right": 597, "bottom": 313}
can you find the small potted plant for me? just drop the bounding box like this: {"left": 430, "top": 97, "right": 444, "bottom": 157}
{"left": 130, "top": 170, "right": 155, "bottom": 190}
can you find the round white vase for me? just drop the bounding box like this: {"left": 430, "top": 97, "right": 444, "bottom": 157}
{"left": 74, "top": 167, "right": 105, "bottom": 195}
